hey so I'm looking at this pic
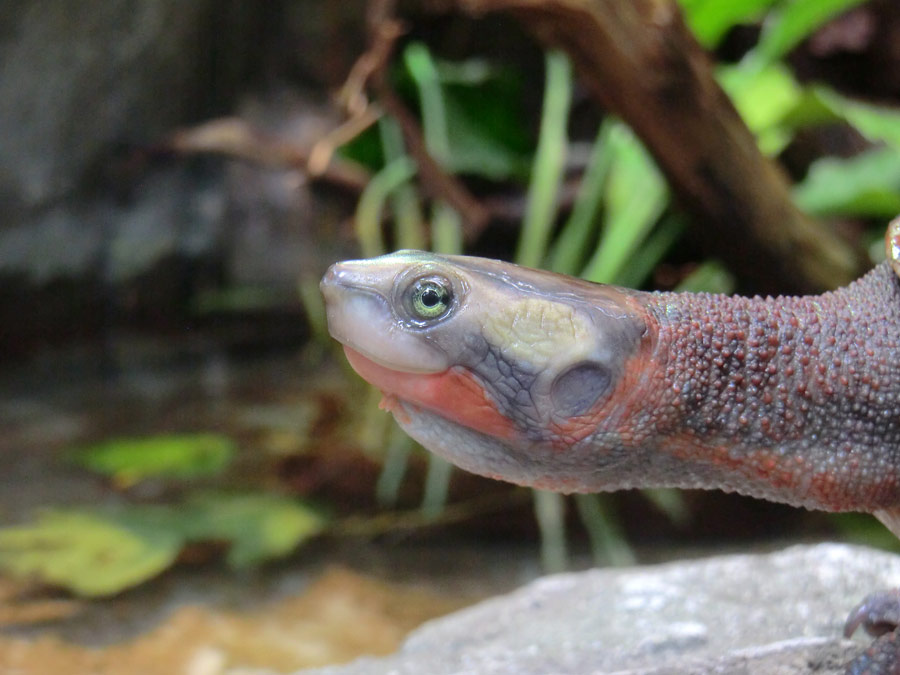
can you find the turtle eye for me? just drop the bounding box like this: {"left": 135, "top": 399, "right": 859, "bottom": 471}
{"left": 408, "top": 278, "right": 452, "bottom": 321}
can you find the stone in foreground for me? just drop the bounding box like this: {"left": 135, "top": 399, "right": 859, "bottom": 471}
{"left": 275, "top": 544, "right": 900, "bottom": 675}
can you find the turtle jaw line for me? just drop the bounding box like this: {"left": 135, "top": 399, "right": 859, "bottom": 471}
{"left": 342, "top": 345, "right": 445, "bottom": 377}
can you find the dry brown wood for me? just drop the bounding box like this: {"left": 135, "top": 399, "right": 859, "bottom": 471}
{"left": 164, "top": 117, "right": 372, "bottom": 192}
{"left": 340, "top": 0, "right": 492, "bottom": 243}
{"left": 448, "top": 0, "right": 860, "bottom": 293}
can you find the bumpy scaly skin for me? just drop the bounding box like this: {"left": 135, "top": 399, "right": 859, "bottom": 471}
{"left": 635, "top": 261, "right": 900, "bottom": 512}
{"left": 323, "top": 251, "right": 900, "bottom": 514}
{"left": 322, "top": 245, "right": 900, "bottom": 675}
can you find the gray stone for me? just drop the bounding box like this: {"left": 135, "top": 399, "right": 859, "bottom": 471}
{"left": 0, "top": 1, "right": 220, "bottom": 285}
{"left": 284, "top": 544, "right": 900, "bottom": 675}
{"left": 0, "top": 2, "right": 213, "bottom": 213}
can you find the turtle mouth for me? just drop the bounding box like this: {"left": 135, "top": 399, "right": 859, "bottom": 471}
{"left": 342, "top": 346, "right": 432, "bottom": 389}
{"left": 321, "top": 263, "right": 450, "bottom": 375}
{"left": 343, "top": 346, "right": 519, "bottom": 441}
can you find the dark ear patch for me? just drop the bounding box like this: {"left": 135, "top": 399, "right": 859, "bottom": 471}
{"left": 550, "top": 362, "right": 611, "bottom": 418}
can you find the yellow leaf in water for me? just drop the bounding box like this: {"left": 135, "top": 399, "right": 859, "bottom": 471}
{"left": 0, "top": 510, "right": 182, "bottom": 596}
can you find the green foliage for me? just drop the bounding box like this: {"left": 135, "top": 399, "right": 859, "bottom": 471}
{"left": 0, "top": 510, "right": 182, "bottom": 597}
{"left": 675, "top": 260, "right": 737, "bottom": 294}
{"left": 355, "top": 156, "right": 418, "bottom": 257}
{"left": 548, "top": 123, "right": 614, "bottom": 275}
{"left": 516, "top": 50, "right": 573, "bottom": 269}
{"left": 183, "top": 492, "right": 328, "bottom": 568}
{"left": 722, "top": 63, "right": 900, "bottom": 158}
{"left": 547, "top": 118, "right": 672, "bottom": 289}
{"left": 70, "top": 433, "right": 237, "bottom": 486}
{"left": 712, "top": 21, "right": 900, "bottom": 222}
{"left": 788, "top": 87, "right": 900, "bottom": 151}
{"left": 14, "top": 433, "right": 329, "bottom": 596}
{"left": 831, "top": 513, "right": 900, "bottom": 551}
{"left": 342, "top": 2, "right": 900, "bottom": 569}
{"left": 749, "top": 0, "right": 870, "bottom": 69}
{"left": 0, "top": 493, "right": 328, "bottom": 596}
{"left": 679, "top": 0, "right": 869, "bottom": 58}
{"left": 580, "top": 123, "right": 668, "bottom": 284}
{"left": 407, "top": 45, "right": 532, "bottom": 180}
{"left": 793, "top": 147, "right": 900, "bottom": 218}
{"left": 372, "top": 43, "right": 534, "bottom": 182}
{"left": 718, "top": 64, "right": 801, "bottom": 155}
{"left": 679, "top": 0, "right": 779, "bottom": 48}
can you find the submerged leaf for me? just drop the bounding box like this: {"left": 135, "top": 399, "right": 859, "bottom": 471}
{"left": 184, "top": 492, "right": 329, "bottom": 569}
{"left": 71, "top": 433, "right": 237, "bottom": 485}
{"left": 0, "top": 511, "right": 182, "bottom": 597}
{"left": 0, "top": 493, "right": 329, "bottom": 596}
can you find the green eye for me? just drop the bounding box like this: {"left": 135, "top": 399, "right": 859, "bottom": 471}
{"left": 410, "top": 279, "right": 452, "bottom": 320}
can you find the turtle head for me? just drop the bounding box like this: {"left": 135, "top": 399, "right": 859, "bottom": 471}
{"left": 320, "top": 250, "right": 652, "bottom": 491}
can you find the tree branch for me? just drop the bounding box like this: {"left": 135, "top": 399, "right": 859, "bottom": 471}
{"left": 450, "top": 0, "right": 860, "bottom": 293}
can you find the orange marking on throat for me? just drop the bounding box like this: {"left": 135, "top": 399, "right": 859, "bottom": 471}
{"left": 547, "top": 352, "right": 652, "bottom": 451}
{"left": 343, "top": 347, "right": 518, "bottom": 439}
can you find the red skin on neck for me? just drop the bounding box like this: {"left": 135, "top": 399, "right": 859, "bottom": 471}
{"left": 343, "top": 346, "right": 518, "bottom": 440}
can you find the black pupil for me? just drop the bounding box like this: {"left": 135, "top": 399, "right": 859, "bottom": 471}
{"left": 422, "top": 287, "right": 442, "bottom": 307}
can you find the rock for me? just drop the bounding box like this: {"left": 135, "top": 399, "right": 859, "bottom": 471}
{"left": 0, "top": 4, "right": 361, "bottom": 355}
{"left": 276, "top": 544, "right": 900, "bottom": 675}
{"left": 0, "top": 2, "right": 216, "bottom": 216}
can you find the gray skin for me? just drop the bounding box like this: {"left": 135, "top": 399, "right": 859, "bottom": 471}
{"left": 321, "top": 247, "right": 900, "bottom": 516}
{"left": 321, "top": 228, "right": 900, "bottom": 674}
{"left": 321, "top": 250, "right": 651, "bottom": 492}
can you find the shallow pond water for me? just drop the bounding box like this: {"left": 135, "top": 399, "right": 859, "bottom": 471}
{"left": 0, "top": 332, "right": 842, "bottom": 674}
{"left": 0, "top": 337, "right": 551, "bottom": 673}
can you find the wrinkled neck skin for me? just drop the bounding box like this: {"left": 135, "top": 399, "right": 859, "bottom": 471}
{"left": 636, "top": 262, "right": 900, "bottom": 512}
{"left": 323, "top": 252, "right": 900, "bottom": 514}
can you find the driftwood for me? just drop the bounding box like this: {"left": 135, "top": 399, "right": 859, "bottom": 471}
{"left": 442, "top": 0, "right": 860, "bottom": 293}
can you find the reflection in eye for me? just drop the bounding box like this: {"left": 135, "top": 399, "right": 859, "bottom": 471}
{"left": 410, "top": 278, "right": 452, "bottom": 320}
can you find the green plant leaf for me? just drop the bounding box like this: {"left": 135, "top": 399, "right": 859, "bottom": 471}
{"left": 0, "top": 494, "right": 329, "bottom": 596}
{"left": 678, "top": 0, "right": 779, "bottom": 47}
{"left": 807, "top": 87, "right": 900, "bottom": 151}
{"left": 439, "top": 95, "right": 532, "bottom": 179}
{"left": 404, "top": 42, "right": 451, "bottom": 163}
{"left": 614, "top": 215, "right": 686, "bottom": 289}
{"left": 183, "top": 492, "right": 328, "bottom": 569}
{"left": 793, "top": 147, "right": 900, "bottom": 218}
{"left": 749, "top": 0, "right": 869, "bottom": 68}
{"left": 0, "top": 510, "right": 182, "bottom": 597}
{"left": 717, "top": 63, "right": 801, "bottom": 154}
{"left": 581, "top": 123, "right": 668, "bottom": 284}
{"left": 355, "top": 156, "right": 418, "bottom": 258}
{"left": 401, "top": 45, "right": 531, "bottom": 181}
{"left": 831, "top": 513, "right": 900, "bottom": 551}
{"left": 516, "top": 50, "right": 573, "bottom": 269}
{"left": 675, "top": 260, "right": 737, "bottom": 294}
{"left": 549, "top": 121, "right": 615, "bottom": 276}
{"left": 378, "top": 117, "right": 427, "bottom": 251}
{"left": 71, "top": 433, "right": 237, "bottom": 485}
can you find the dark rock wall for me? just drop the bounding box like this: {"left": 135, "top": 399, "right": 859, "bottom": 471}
{"left": 0, "top": 2, "right": 363, "bottom": 357}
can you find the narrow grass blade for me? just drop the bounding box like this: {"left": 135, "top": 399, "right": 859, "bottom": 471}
{"left": 534, "top": 489, "right": 568, "bottom": 572}
{"left": 515, "top": 50, "right": 572, "bottom": 268}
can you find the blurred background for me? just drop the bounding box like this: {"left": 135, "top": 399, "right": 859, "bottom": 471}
{"left": 2, "top": 0, "right": 900, "bottom": 672}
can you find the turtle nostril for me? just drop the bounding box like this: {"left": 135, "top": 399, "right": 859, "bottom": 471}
{"left": 320, "top": 263, "right": 349, "bottom": 299}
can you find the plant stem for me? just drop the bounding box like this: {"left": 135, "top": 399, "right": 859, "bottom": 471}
{"left": 515, "top": 50, "right": 572, "bottom": 269}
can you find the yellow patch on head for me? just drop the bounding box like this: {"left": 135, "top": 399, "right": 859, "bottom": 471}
{"left": 481, "top": 298, "right": 592, "bottom": 368}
